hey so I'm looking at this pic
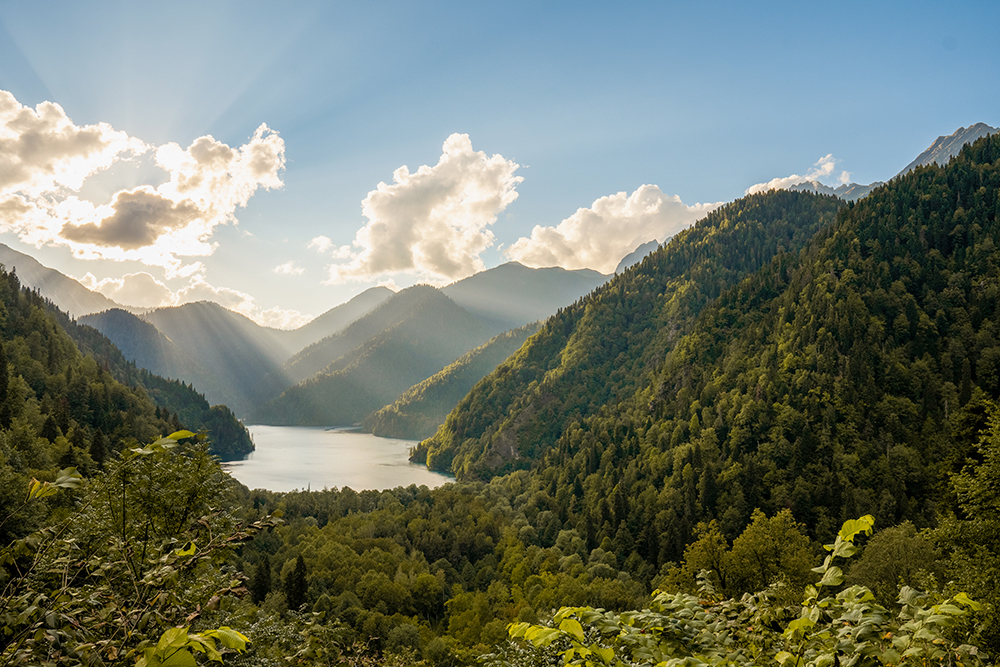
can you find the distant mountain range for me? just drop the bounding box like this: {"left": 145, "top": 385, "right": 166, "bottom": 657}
{"left": 788, "top": 122, "right": 998, "bottom": 203}
{"left": 440, "top": 262, "right": 609, "bottom": 334}
{"left": 363, "top": 321, "right": 543, "bottom": 439}
{"left": 251, "top": 285, "right": 497, "bottom": 426}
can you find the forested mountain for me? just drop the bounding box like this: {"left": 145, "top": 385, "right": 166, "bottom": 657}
{"left": 66, "top": 309, "right": 253, "bottom": 459}
{"left": 420, "top": 132, "right": 1000, "bottom": 565}
{"left": 415, "top": 190, "right": 845, "bottom": 478}
{"left": 0, "top": 242, "right": 121, "bottom": 317}
{"left": 271, "top": 286, "right": 393, "bottom": 354}
{"left": 363, "top": 321, "right": 543, "bottom": 439}
{"left": 139, "top": 301, "right": 289, "bottom": 416}
{"left": 440, "top": 262, "right": 610, "bottom": 334}
{"left": 251, "top": 286, "right": 495, "bottom": 426}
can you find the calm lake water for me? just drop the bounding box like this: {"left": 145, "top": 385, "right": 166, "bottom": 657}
{"left": 223, "top": 425, "right": 453, "bottom": 492}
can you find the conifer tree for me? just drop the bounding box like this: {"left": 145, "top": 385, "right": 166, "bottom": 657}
{"left": 284, "top": 555, "right": 308, "bottom": 610}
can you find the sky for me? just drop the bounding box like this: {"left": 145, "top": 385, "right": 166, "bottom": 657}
{"left": 0, "top": 1, "right": 998, "bottom": 328}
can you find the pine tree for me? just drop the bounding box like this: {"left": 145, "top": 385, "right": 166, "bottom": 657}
{"left": 250, "top": 559, "right": 271, "bottom": 605}
{"left": 284, "top": 555, "right": 308, "bottom": 610}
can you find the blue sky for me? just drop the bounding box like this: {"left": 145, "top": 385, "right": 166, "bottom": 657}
{"left": 0, "top": 1, "right": 997, "bottom": 326}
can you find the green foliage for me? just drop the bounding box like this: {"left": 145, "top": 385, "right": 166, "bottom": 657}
{"left": 507, "top": 517, "right": 984, "bottom": 667}
{"left": 935, "top": 400, "right": 1000, "bottom": 651}
{"left": 663, "top": 509, "right": 813, "bottom": 597}
{"left": 0, "top": 433, "right": 278, "bottom": 666}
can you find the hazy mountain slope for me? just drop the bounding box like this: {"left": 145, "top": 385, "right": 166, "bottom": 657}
{"left": 272, "top": 286, "right": 393, "bottom": 356}
{"left": 141, "top": 301, "right": 287, "bottom": 416}
{"left": 80, "top": 308, "right": 198, "bottom": 377}
{"left": 251, "top": 286, "right": 494, "bottom": 426}
{"left": 414, "top": 190, "right": 846, "bottom": 478}
{"left": 899, "top": 122, "right": 998, "bottom": 175}
{"left": 59, "top": 315, "right": 254, "bottom": 460}
{"left": 0, "top": 243, "right": 121, "bottom": 317}
{"left": 363, "top": 321, "right": 543, "bottom": 439}
{"left": 440, "top": 262, "right": 610, "bottom": 334}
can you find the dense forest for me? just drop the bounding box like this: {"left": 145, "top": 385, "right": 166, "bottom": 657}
{"left": 3, "top": 135, "right": 1000, "bottom": 665}
{"left": 415, "top": 189, "right": 845, "bottom": 478}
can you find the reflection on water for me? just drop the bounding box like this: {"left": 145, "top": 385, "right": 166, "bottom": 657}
{"left": 222, "top": 425, "right": 452, "bottom": 493}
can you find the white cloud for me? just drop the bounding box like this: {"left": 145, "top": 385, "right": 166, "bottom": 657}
{"left": 308, "top": 235, "right": 332, "bottom": 252}
{"left": 745, "top": 154, "right": 852, "bottom": 195}
{"left": 327, "top": 133, "right": 522, "bottom": 284}
{"left": 0, "top": 89, "right": 285, "bottom": 274}
{"left": 274, "top": 260, "right": 304, "bottom": 275}
{"left": 0, "top": 90, "right": 145, "bottom": 197}
{"left": 80, "top": 271, "right": 174, "bottom": 309}
{"left": 80, "top": 270, "right": 311, "bottom": 330}
{"left": 505, "top": 185, "right": 722, "bottom": 274}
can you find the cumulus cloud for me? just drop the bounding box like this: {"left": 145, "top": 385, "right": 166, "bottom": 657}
{"left": 81, "top": 269, "right": 311, "bottom": 330}
{"left": 0, "top": 89, "right": 285, "bottom": 273}
{"left": 274, "top": 260, "right": 304, "bottom": 275}
{"left": 308, "top": 235, "right": 333, "bottom": 252}
{"left": 0, "top": 90, "right": 145, "bottom": 197}
{"left": 505, "top": 185, "right": 722, "bottom": 274}
{"left": 327, "top": 133, "right": 522, "bottom": 283}
{"left": 80, "top": 271, "right": 175, "bottom": 309}
{"left": 62, "top": 187, "right": 201, "bottom": 249}
{"left": 745, "top": 154, "right": 851, "bottom": 195}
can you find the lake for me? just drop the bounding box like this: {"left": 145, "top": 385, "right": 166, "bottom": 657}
{"left": 222, "top": 425, "right": 453, "bottom": 492}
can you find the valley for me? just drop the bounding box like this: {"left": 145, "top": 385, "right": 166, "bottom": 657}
{"left": 2, "top": 126, "right": 1000, "bottom": 666}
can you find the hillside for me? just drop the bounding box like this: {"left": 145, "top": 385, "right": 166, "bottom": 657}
{"left": 440, "top": 261, "right": 610, "bottom": 334}
{"left": 363, "top": 321, "right": 543, "bottom": 439}
{"left": 0, "top": 242, "right": 121, "bottom": 317}
{"left": 71, "top": 308, "right": 254, "bottom": 459}
{"left": 80, "top": 308, "right": 204, "bottom": 380}
{"left": 507, "top": 131, "right": 1000, "bottom": 559}
{"left": 0, "top": 267, "right": 195, "bottom": 540}
{"left": 414, "top": 189, "right": 846, "bottom": 478}
{"left": 140, "top": 301, "right": 289, "bottom": 416}
{"left": 251, "top": 286, "right": 494, "bottom": 426}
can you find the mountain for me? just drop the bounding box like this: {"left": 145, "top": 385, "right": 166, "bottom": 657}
{"left": 0, "top": 242, "right": 121, "bottom": 317}
{"left": 789, "top": 180, "right": 883, "bottom": 201}
{"left": 363, "top": 321, "right": 543, "bottom": 439}
{"left": 414, "top": 190, "right": 846, "bottom": 478}
{"left": 898, "top": 122, "right": 998, "bottom": 175}
{"left": 251, "top": 285, "right": 495, "bottom": 426}
{"left": 61, "top": 314, "right": 254, "bottom": 460}
{"left": 521, "top": 130, "right": 1000, "bottom": 552}
{"left": 615, "top": 240, "right": 662, "bottom": 274}
{"left": 140, "top": 301, "right": 289, "bottom": 416}
{"left": 440, "top": 262, "right": 610, "bottom": 334}
{"left": 272, "top": 286, "right": 393, "bottom": 354}
{"left": 80, "top": 308, "right": 201, "bottom": 379}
